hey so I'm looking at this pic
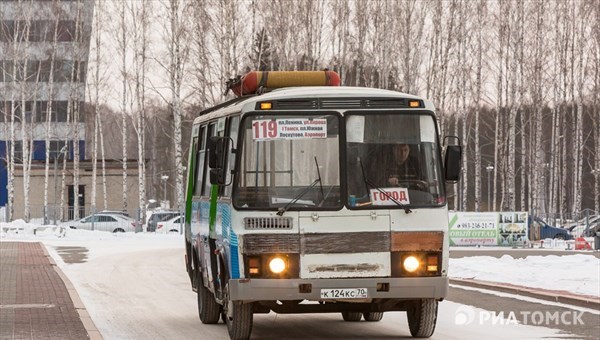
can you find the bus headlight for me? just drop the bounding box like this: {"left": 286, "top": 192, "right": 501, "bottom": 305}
{"left": 268, "top": 257, "right": 286, "bottom": 274}
{"left": 403, "top": 256, "right": 420, "bottom": 272}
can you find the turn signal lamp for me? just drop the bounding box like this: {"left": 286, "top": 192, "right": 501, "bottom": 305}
{"left": 260, "top": 102, "right": 272, "bottom": 110}
{"left": 409, "top": 100, "right": 420, "bottom": 108}
{"left": 403, "top": 256, "right": 420, "bottom": 272}
{"left": 248, "top": 257, "right": 260, "bottom": 275}
{"left": 427, "top": 255, "right": 438, "bottom": 272}
{"left": 268, "top": 257, "right": 286, "bottom": 274}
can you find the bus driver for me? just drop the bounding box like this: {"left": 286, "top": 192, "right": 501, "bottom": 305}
{"left": 386, "top": 144, "right": 421, "bottom": 186}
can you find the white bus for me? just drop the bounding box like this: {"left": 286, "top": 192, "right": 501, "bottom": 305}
{"left": 184, "top": 71, "right": 461, "bottom": 340}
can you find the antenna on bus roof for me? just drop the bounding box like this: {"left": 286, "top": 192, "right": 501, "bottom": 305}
{"left": 225, "top": 75, "right": 242, "bottom": 96}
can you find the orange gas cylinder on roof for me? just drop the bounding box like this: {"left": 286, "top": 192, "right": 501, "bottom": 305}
{"left": 227, "top": 70, "right": 341, "bottom": 97}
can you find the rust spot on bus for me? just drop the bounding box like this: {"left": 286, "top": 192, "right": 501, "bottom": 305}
{"left": 308, "top": 263, "right": 381, "bottom": 273}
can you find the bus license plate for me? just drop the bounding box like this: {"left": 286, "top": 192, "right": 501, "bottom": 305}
{"left": 320, "top": 288, "right": 368, "bottom": 299}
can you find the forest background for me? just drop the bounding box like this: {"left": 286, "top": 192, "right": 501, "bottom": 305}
{"left": 3, "top": 0, "right": 599, "bottom": 224}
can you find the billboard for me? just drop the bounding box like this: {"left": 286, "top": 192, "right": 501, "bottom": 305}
{"left": 448, "top": 212, "right": 529, "bottom": 246}
{"left": 497, "top": 212, "right": 529, "bottom": 246}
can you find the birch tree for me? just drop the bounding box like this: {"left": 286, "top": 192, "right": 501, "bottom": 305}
{"left": 472, "top": 0, "right": 487, "bottom": 211}
{"left": 18, "top": 4, "right": 33, "bottom": 221}
{"left": 129, "top": 0, "right": 151, "bottom": 220}
{"left": 43, "top": 2, "right": 62, "bottom": 223}
{"left": 71, "top": 1, "right": 84, "bottom": 219}
{"left": 571, "top": 2, "right": 591, "bottom": 217}
{"left": 164, "top": 0, "right": 191, "bottom": 210}
{"left": 88, "top": 0, "right": 110, "bottom": 213}
{"left": 112, "top": 0, "right": 129, "bottom": 211}
{"left": 593, "top": 0, "right": 600, "bottom": 213}
{"left": 328, "top": 0, "right": 351, "bottom": 82}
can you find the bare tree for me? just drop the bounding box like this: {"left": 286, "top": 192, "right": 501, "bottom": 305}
{"left": 164, "top": 0, "right": 191, "bottom": 209}
{"left": 18, "top": 4, "right": 33, "bottom": 221}
{"left": 43, "top": 2, "right": 62, "bottom": 223}
{"left": 593, "top": 0, "right": 600, "bottom": 213}
{"left": 110, "top": 0, "right": 130, "bottom": 211}
{"left": 472, "top": 0, "right": 487, "bottom": 211}
{"left": 128, "top": 0, "right": 151, "bottom": 220}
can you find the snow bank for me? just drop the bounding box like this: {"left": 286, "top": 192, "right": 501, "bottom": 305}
{"left": 449, "top": 254, "right": 600, "bottom": 297}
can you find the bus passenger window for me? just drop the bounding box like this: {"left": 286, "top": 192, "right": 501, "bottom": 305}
{"left": 194, "top": 126, "right": 207, "bottom": 196}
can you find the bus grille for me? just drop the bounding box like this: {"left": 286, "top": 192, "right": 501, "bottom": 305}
{"left": 320, "top": 98, "right": 363, "bottom": 109}
{"left": 365, "top": 98, "right": 406, "bottom": 108}
{"left": 244, "top": 217, "right": 293, "bottom": 230}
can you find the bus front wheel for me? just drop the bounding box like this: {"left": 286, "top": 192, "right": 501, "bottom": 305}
{"left": 197, "top": 271, "right": 221, "bottom": 324}
{"left": 225, "top": 284, "right": 253, "bottom": 340}
{"left": 363, "top": 312, "right": 383, "bottom": 321}
{"left": 407, "top": 299, "right": 438, "bottom": 338}
{"left": 341, "top": 311, "right": 362, "bottom": 321}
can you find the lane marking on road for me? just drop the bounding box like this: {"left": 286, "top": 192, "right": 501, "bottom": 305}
{"left": 0, "top": 304, "right": 56, "bottom": 309}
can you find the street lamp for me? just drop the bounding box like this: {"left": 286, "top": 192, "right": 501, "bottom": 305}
{"left": 53, "top": 145, "right": 69, "bottom": 225}
{"left": 161, "top": 175, "right": 169, "bottom": 206}
{"left": 486, "top": 164, "right": 494, "bottom": 212}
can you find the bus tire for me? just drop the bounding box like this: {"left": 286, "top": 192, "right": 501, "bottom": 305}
{"left": 341, "top": 311, "right": 362, "bottom": 321}
{"left": 225, "top": 301, "right": 253, "bottom": 340}
{"left": 197, "top": 272, "right": 221, "bottom": 324}
{"left": 407, "top": 299, "right": 438, "bottom": 338}
{"left": 363, "top": 312, "right": 383, "bottom": 321}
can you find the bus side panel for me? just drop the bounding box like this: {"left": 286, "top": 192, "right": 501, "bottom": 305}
{"left": 194, "top": 200, "right": 213, "bottom": 288}
{"left": 218, "top": 202, "right": 240, "bottom": 279}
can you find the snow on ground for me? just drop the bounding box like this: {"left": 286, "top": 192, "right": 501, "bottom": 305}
{"left": 0, "top": 219, "right": 183, "bottom": 261}
{"left": 449, "top": 254, "right": 600, "bottom": 297}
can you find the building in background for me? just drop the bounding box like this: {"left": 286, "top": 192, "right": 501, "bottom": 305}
{"left": 0, "top": 0, "right": 94, "bottom": 216}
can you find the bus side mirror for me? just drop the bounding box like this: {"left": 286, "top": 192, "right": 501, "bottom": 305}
{"left": 443, "top": 136, "right": 461, "bottom": 182}
{"left": 207, "top": 136, "right": 231, "bottom": 185}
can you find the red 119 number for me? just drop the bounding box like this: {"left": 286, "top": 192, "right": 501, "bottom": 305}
{"left": 252, "top": 120, "right": 278, "bottom": 139}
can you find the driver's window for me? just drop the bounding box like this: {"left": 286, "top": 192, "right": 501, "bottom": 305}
{"left": 202, "top": 123, "right": 216, "bottom": 196}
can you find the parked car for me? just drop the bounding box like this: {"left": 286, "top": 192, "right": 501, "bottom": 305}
{"left": 97, "top": 210, "right": 130, "bottom": 217}
{"left": 528, "top": 216, "right": 572, "bottom": 240}
{"left": 63, "top": 213, "right": 137, "bottom": 233}
{"left": 146, "top": 210, "right": 180, "bottom": 232}
{"left": 568, "top": 215, "right": 600, "bottom": 237}
{"left": 156, "top": 215, "right": 184, "bottom": 234}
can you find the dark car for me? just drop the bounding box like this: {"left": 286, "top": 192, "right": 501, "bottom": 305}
{"left": 529, "top": 216, "right": 572, "bottom": 240}
{"left": 146, "top": 211, "right": 180, "bottom": 232}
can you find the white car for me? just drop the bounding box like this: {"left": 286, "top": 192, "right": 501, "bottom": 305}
{"left": 156, "top": 215, "right": 184, "bottom": 234}
{"left": 568, "top": 215, "right": 600, "bottom": 237}
{"left": 64, "top": 213, "right": 137, "bottom": 233}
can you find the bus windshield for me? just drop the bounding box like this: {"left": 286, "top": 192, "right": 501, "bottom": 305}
{"left": 346, "top": 113, "right": 445, "bottom": 208}
{"left": 233, "top": 113, "right": 341, "bottom": 210}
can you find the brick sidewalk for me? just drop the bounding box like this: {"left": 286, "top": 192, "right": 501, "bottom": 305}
{"left": 0, "top": 242, "right": 94, "bottom": 340}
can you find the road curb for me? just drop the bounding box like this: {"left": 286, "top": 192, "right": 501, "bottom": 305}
{"left": 40, "top": 244, "right": 103, "bottom": 340}
{"left": 449, "top": 278, "right": 600, "bottom": 310}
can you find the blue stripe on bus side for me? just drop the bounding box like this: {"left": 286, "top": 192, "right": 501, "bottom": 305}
{"left": 220, "top": 204, "right": 240, "bottom": 279}
{"left": 230, "top": 244, "right": 240, "bottom": 279}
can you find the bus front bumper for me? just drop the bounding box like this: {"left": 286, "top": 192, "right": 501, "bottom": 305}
{"left": 228, "top": 276, "right": 448, "bottom": 302}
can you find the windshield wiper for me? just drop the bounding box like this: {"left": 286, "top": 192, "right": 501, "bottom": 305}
{"left": 277, "top": 156, "right": 325, "bottom": 216}
{"left": 276, "top": 178, "right": 321, "bottom": 216}
{"left": 359, "top": 158, "right": 412, "bottom": 214}
{"left": 314, "top": 156, "right": 325, "bottom": 203}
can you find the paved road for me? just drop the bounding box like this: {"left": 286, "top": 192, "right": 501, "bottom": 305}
{"left": 50, "top": 246, "right": 578, "bottom": 339}
{"left": 447, "top": 285, "right": 600, "bottom": 339}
